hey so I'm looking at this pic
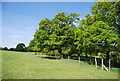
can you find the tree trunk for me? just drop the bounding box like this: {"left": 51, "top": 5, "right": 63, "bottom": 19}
{"left": 90, "top": 56, "right": 92, "bottom": 64}
{"left": 85, "top": 53, "right": 88, "bottom": 63}
{"left": 89, "top": 51, "right": 92, "bottom": 64}
{"left": 86, "top": 53, "right": 88, "bottom": 58}
{"left": 106, "top": 51, "right": 110, "bottom": 60}
{"left": 109, "top": 59, "right": 111, "bottom": 71}
{"left": 60, "top": 54, "right": 63, "bottom": 59}
{"left": 102, "top": 58, "right": 104, "bottom": 70}
{"left": 58, "top": 48, "right": 62, "bottom": 59}
{"left": 95, "top": 57, "right": 97, "bottom": 68}
{"left": 78, "top": 55, "right": 80, "bottom": 64}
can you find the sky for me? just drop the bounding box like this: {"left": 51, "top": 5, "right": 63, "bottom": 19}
{"left": 2, "top": 0, "right": 96, "bottom": 2}
{"left": 2, "top": 2, "right": 94, "bottom": 48}
{"left": 0, "top": 2, "right": 2, "bottom": 48}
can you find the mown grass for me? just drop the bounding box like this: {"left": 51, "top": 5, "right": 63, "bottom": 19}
{"left": 2, "top": 51, "right": 118, "bottom": 79}
{"left": 0, "top": 50, "right": 2, "bottom": 80}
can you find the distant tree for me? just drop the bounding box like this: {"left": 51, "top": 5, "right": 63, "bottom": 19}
{"left": 3, "top": 47, "right": 8, "bottom": 50}
{"left": 9, "top": 48, "right": 16, "bottom": 51}
{"left": 16, "top": 43, "right": 26, "bottom": 52}
{"left": 24, "top": 47, "right": 28, "bottom": 52}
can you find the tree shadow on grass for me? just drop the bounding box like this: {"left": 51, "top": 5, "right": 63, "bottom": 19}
{"left": 36, "top": 54, "right": 120, "bottom": 68}
{"left": 40, "top": 56, "right": 61, "bottom": 60}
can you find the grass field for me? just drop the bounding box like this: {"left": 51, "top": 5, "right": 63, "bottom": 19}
{"left": 2, "top": 51, "right": 118, "bottom": 79}
{"left": 0, "top": 50, "right": 2, "bottom": 80}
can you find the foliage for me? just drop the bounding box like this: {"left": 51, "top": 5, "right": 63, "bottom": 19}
{"left": 28, "top": 1, "right": 120, "bottom": 63}
{"left": 28, "top": 39, "right": 39, "bottom": 52}
{"left": 31, "top": 12, "right": 80, "bottom": 58}
{"left": 78, "top": 1, "right": 119, "bottom": 61}
{"left": 3, "top": 47, "right": 8, "bottom": 50}
{"left": 85, "top": 21, "right": 118, "bottom": 59}
{"left": 16, "top": 43, "right": 26, "bottom": 52}
{"left": 9, "top": 48, "right": 16, "bottom": 51}
{"left": 91, "top": 1, "right": 120, "bottom": 32}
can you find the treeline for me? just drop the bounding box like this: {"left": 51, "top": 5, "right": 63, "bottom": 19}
{"left": 28, "top": 1, "right": 120, "bottom": 64}
{"left": 1, "top": 43, "right": 28, "bottom": 52}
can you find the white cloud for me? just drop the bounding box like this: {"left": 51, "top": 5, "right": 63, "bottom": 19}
{"left": 9, "top": 35, "right": 20, "bottom": 39}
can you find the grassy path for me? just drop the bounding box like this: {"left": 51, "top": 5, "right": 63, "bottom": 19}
{"left": 2, "top": 51, "right": 118, "bottom": 79}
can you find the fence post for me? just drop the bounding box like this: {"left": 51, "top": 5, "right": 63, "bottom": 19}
{"left": 95, "top": 57, "right": 97, "bottom": 68}
{"left": 102, "top": 58, "right": 103, "bottom": 70}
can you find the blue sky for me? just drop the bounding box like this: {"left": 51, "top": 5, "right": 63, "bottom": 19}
{"left": 2, "top": 2, "right": 94, "bottom": 48}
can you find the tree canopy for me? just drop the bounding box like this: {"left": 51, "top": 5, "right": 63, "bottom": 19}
{"left": 28, "top": 1, "right": 120, "bottom": 63}
{"left": 16, "top": 43, "right": 26, "bottom": 52}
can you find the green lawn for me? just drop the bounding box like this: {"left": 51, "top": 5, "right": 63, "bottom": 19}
{"left": 0, "top": 50, "right": 2, "bottom": 80}
{"left": 2, "top": 51, "right": 118, "bottom": 79}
